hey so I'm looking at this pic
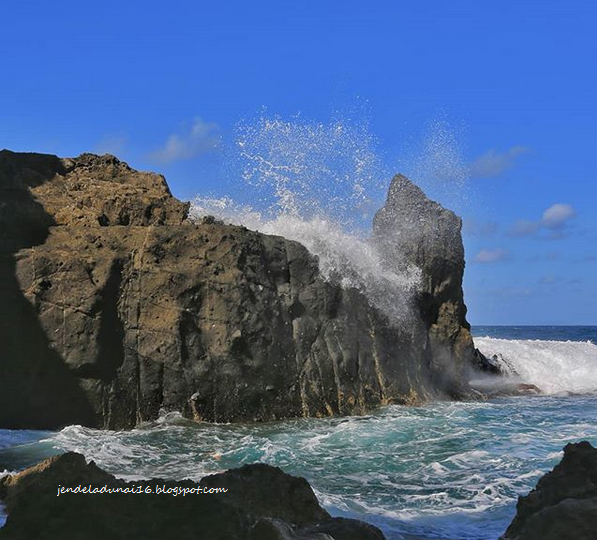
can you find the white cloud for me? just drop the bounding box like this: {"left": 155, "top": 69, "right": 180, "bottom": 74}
{"left": 150, "top": 118, "right": 220, "bottom": 163}
{"left": 469, "top": 146, "right": 529, "bottom": 178}
{"left": 508, "top": 203, "right": 577, "bottom": 239}
{"left": 473, "top": 248, "right": 509, "bottom": 263}
{"left": 540, "top": 203, "right": 576, "bottom": 229}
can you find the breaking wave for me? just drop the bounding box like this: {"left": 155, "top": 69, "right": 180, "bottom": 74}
{"left": 475, "top": 337, "right": 597, "bottom": 395}
{"left": 190, "top": 204, "right": 421, "bottom": 323}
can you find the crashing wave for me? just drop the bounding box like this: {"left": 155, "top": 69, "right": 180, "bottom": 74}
{"left": 190, "top": 113, "right": 426, "bottom": 324}
{"left": 474, "top": 337, "right": 597, "bottom": 395}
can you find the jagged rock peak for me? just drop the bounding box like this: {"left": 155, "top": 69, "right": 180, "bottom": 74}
{"left": 373, "top": 173, "right": 463, "bottom": 261}
{"left": 373, "top": 174, "right": 474, "bottom": 397}
{"left": 383, "top": 173, "right": 449, "bottom": 213}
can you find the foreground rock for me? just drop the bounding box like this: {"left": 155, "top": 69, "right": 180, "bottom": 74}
{"left": 0, "top": 150, "right": 475, "bottom": 429}
{"left": 501, "top": 441, "right": 597, "bottom": 540}
{"left": 0, "top": 452, "right": 384, "bottom": 540}
{"left": 373, "top": 175, "right": 480, "bottom": 395}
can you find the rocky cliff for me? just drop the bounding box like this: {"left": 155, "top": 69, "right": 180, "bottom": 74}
{"left": 0, "top": 452, "right": 385, "bottom": 540}
{"left": 501, "top": 441, "right": 597, "bottom": 540}
{"left": 373, "top": 174, "right": 478, "bottom": 395}
{"left": 0, "top": 150, "right": 474, "bottom": 430}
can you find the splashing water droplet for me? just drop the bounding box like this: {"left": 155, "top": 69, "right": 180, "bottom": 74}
{"left": 191, "top": 112, "right": 470, "bottom": 325}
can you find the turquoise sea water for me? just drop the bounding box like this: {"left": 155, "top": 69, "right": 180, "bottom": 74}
{"left": 1, "top": 326, "right": 596, "bottom": 540}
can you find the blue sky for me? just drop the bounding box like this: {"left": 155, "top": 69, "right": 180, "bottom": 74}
{"left": 1, "top": 0, "right": 596, "bottom": 324}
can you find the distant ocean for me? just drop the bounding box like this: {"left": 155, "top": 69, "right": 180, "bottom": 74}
{"left": 474, "top": 325, "right": 597, "bottom": 342}
{"left": 1, "top": 326, "right": 596, "bottom": 540}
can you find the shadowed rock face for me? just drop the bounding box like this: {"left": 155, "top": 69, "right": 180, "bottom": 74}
{"left": 373, "top": 174, "right": 476, "bottom": 396}
{"left": 0, "top": 152, "right": 96, "bottom": 428}
{"left": 0, "top": 150, "right": 457, "bottom": 429}
{"left": 501, "top": 441, "right": 597, "bottom": 540}
{"left": 0, "top": 452, "right": 386, "bottom": 540}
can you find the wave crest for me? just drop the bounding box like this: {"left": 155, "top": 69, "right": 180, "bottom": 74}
{"left": 475, "top": 337, "right": 597, "bottom": 395}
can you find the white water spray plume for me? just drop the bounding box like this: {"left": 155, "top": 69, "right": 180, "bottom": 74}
{"left": 191, "top": 113, "right": 469, "bottom": 324}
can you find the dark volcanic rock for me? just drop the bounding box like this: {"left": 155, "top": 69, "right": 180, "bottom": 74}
{"left": 0, "top": 452, "right": 385, "bottom": 540}
{"left": 373, "top": 174, "right": 477, "bottom": 396}
{"left": 0, "top": 150, "right": 450, "bottom": 429}
{"left": 469, "top": 380, "right": 542, "bottom": 399}
{"left": 501, "top": 441, "right": 597, "bottom": 540}
{"left": 471, "top": 350, "right": 514, "bottom": 376}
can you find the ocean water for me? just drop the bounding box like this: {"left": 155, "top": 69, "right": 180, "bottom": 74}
{"left": 1, "top": 326, "right": 596, "bottom": 540}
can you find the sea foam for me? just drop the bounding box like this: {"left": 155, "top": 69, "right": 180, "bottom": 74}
{"left": 475, "top": 337, "right": 597, "bottom": 395}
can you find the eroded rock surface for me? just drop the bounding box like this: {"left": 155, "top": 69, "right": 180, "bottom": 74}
{"left": 1, "top": 150, "right": 457, "bottom": 429}
{"left": 501, "top": 441, "right": 597, "bottom": 540}
{"left": 0, "top": 452, "right": 385, "bottom": 540}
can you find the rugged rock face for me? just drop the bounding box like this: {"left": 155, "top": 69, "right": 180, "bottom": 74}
{"left": 0, "top": 150, "right": 451, "bottom": 430}
{"left": 501, "top": 441, "right": 597, "bottom": 540}
{"left": 373, "top": 174, "right": 478, "bottom": 395}
{"left": 0, "top": 452, "right": 385, "bottom": 540}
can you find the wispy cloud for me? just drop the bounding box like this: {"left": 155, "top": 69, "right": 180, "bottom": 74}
{"left": 95, "top": 134, "right": 128, "bottom": 156}
{"left": 462, "top": 219, "right": 498, "bottom": 237}
{"left": 473, "top": 248, "right": 509, "bottom": 263}
{"left": 540, "top": 203, "right": 576, "bottom": 229}
{"left": 508, "top": 219, "right": 540, "bottom": 238}
{"left": 508, "top": 203, "right": 577, "bottom": 239}
{"left": 469, "top": 146, "right": 529, "bottom": 178}
{"left": 473, "top": 286, "right": 534, "bottom": 298}
{"left": 527, "top": 251, "right": 561, "bottom": 263}
{"left": 150, "top": 118, "right": 220, "bottom": 163}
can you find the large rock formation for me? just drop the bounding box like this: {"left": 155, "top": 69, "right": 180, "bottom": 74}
{"left": 373, "top": 175, "right": 477, "bottom": 395}
{"left": 501, "top": 441, "right": 597, "bottom": 540}
{"left": 0, "top": 452, "right": 385, "bottom": 540}
{"left": 1, "top": 150, "right": 463, "bottom": 430}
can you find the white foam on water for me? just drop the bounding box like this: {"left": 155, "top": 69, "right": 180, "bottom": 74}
{"left": 475, "top": 337, "right": 597, "bottom": 395}
{"left": 3, "top": 395, "right": 597, "bottom": 540}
